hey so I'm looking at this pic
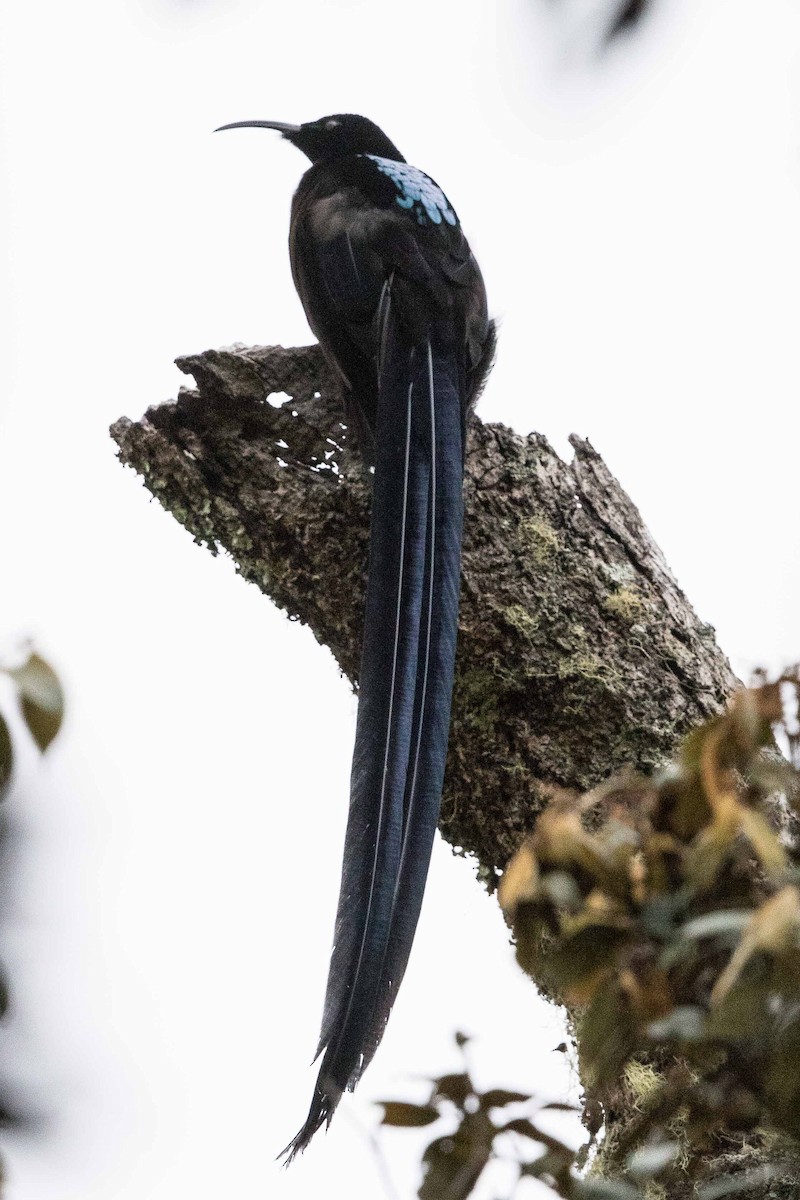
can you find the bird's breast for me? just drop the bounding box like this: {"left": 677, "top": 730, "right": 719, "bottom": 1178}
{"left": 306, "top": 189, "right": 394, "bottom": 246}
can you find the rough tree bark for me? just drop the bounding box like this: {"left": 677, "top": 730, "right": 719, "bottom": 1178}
{"left": 111, "top": 343, "right": 761, "bottom": 1196}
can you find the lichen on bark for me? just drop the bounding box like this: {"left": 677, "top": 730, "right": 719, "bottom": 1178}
{"left": 111, "top": 342, "right": 735, "bottom": 883}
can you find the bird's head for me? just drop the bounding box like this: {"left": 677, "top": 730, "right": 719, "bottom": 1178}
{"left": 215, "top": 113, "right": 406, "bottom": 165}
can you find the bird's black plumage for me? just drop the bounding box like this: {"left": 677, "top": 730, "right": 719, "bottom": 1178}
{"left": 216, "top": 113, "right": 495, "bottom": 1157}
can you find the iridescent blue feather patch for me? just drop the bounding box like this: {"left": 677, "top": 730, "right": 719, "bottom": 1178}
{"left": 365, "top": 155, "right": 458, "bottom": 227}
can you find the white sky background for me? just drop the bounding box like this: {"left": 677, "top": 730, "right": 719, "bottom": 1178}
{"left": 0, "top": 0, "right": 799, "bottom": 1196}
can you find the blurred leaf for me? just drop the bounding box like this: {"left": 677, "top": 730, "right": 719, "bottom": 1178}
{"left": 419, "top": 1111, "right": 493, "bottom": 1200}
{"left": 748, "top": 752, "right": 797, "bottom": 796}
{"left": 9, "top": 653, "right": 64, "bottom": 752}
{"left": 479, "top": 1088, "right": 531, "bottom": 1109}
{"left": 541, "top": 869, "right": 582, "bottom": 911}
{"left": 732, "top": 686, "right": 780, "bottom": 750}
{"left": 660, "top": 910, "right": 753, "bottom": 972}
{"left": 624, "top": 964, "right": 673, "bottom": 1024}
{"left": 498, "top": 842, "right": 539, "bottom": 914}
{"left": 545, "top": 923, "right": 627, "bottom": 1004}
{"left": 739, "top": 807, "right": 788, "bottom": 878}
{"left": 697, "top": 1167, "right": 777, "bottom": 1198}
{"left": 662, "top": 773, "right": 712, "bottom": 842}
{"left": 646, "top": 1005, "right": 705, "bottom": 1042}
{"left": 561, "top": 893, "right": 631, "bottom": 939}
{"left": 432, "top": 1072, "right": 473, "bottom": 1109}
{"left": 704, "top": 958, "right": 772, "bottom": 1042}
{"left": 519, "top": 1148, "right": 571, "bottom": 1180}
{"left": 379, "top": 1102, "right": 440, "bottom": 1128}
{"left": 684, "top": 811, "right": 740, "bottom": 892}
{"left": 711, "top": 887, "right": 800, "bottom": 1008}
{"left": 639, "top": 894, "right": 680, "bottom": 940}
{"left": 680, "top": 719, "right": 721, "bottom": 772}
{"left": 510, "top": 904, "right": 549, "bottom": 979}
{"left": 499, "top": 1116, "right": 573, "bottom": 1157}
{"left": 580, "top": 979, "right": 636, "bottom": 1088}
{"left": 535, "top": 807, "right": 622, "bottom": 892}
{"left": 679, "top": 910, "right": 753, "bottom": 942}
{"left": 626, "top": 1138, "right": 678, "bottom": 1178}
{"left": 498, "top": 1116, "right": 544, "bottom": 1142}
{"left": 0, "top": 714, "right": 12, "bottom": 796}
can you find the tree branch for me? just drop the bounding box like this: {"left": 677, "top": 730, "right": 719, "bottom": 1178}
{"left": 110, "top": 343, "right": 736, "bottom": 885}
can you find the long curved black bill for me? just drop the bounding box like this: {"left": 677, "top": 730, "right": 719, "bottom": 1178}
{"left": 214, "top": 120, "right": 302, "bottom": 135}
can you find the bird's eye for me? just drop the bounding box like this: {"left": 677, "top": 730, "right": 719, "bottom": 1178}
{"left": 325, "top": 118, "right": 341, "bottom": 131}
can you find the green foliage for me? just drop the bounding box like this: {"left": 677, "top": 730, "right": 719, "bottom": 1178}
{"left": 378, "top": 1032, "right": 581, "bottom": 1200}
{"left": 380, "top": 1102, "right": 440, "bottom": 1128}
{"left": 498, "top": 673, "right": 800, "bottom": 1187}
{"left": 0, "top": 647, "right": 64, "bottom": 1191}
{"left": 379, "top": 1031, "right": 598, "bottom": 1199}
{"left": 0, "top": 650, "right": 64, "bottom": 794}
{"left": 384, "top": 675, "right": 800, "bottom": 1199}
{"left": 8, "top": 653, "right": 64, "bottom": 754}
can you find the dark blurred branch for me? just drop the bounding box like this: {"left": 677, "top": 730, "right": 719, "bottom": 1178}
{"left": 605, "top": 0, "right": 651, "bottom": 42}
{"left": 0, "top": 650, "right": 64, "bottom": 1190}
{"left": 542, "top": 0, "right": 655, "bottom": 47}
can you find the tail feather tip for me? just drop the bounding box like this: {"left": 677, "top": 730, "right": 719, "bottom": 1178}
{"left": 279, "top": 1087, "right": 338, "bottom": 1165}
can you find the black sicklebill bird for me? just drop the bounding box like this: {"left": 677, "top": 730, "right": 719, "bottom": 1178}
{"left": 215, "top": 113, "right": 495, "bottom": 1159}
